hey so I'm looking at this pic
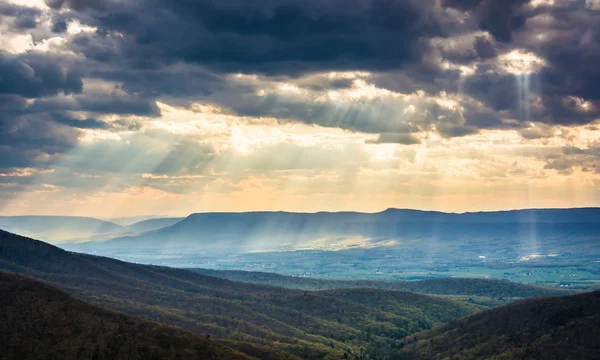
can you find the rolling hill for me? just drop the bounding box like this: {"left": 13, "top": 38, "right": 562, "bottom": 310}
{"left": 397, "top": 290, "right": 600, "bottom": 359}
{"left": 0, "top": 229, "right": 482, "bottom": 359}
{"left": 0, "top": 271, "right": 255, "bottom": 360}
{"left": 190, "top": 268, "right": 571, "bottom": 299}
{"left": 124, "top": 217, "right": 185, "bottom": 233}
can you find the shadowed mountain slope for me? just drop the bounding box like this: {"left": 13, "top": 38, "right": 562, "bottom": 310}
{"left": 397, "top": 290, "right": 600, "bottom": 359}
{"left": 0, "top": 271, "right": 253, "bottom": 360}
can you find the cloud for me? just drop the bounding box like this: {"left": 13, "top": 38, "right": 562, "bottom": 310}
{"left": 27, "top": 92, "right": 161, "bottom": 116}
{"left": 0, "top": 114, "right": 80, "bottom": 168}
{"left": 542, "top": 145, "right": 600, "bottom": 174}
{"left": 0, "top": 1, "right": 42, "bottom": 30}
{"left": 0, "top": 52, "right": 83, "bottom": 98}
{"left": 25, "top": 0, "right": 599, "bottom": 136}
{"left": 1, "top": 0, "right": 600, "bottom": 215}
{"left": 57, "top": 0, "right": 447, "bottom": 74}
{"left": 366, "top": 133, "right": 422, "bottom": 145}
{"left": 441, "top": 0, "right": 529, "bottom": 42}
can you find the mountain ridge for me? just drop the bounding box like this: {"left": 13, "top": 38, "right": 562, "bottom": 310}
{"left": 70, "top": 208, "right": 600, "bottom": 257}
{"left": 397, "top": 290, "right": 600, "bottom": 359}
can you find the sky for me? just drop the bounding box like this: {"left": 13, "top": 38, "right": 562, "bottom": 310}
{"left": 0, "top": 0, "right": 599, "bottom": 217}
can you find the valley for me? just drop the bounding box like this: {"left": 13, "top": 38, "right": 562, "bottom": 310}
{"left": 65, "top": 209, "right": 600, "bottom": 260}
{"left": 3, "top": 209, "right": 600, "bottom": 291}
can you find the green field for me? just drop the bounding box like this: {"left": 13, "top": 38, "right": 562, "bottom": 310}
{"left": 188, "top": 254, "right": 600, "bottom": 290}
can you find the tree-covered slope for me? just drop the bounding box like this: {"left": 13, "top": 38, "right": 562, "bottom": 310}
{"left": 397, "top": 291, "right": 600, "bottom": 360}
{"left": 0, "top": 230, "right": 482, "bottom": 360}
{"left": 0, "top": 271, "right": 254, "bottom": 360}
{"left": 190, "top": 268, "right": 571, "bottom": 299}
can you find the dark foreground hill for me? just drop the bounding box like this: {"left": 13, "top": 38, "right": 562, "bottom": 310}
{"left": 0, "top": 271, "right": 252, "bottom": 360}
{"left": 0, "top": 230, "right": 481, "bottom": 359}
{"left": 397, "top": 291, "right": 600, "bottom": 360}
{"left": 191, "top": 269, "right": 570, "bottom": 299}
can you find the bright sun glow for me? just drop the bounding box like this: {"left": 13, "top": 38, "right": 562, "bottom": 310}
{"left": 498, "top": 50, "right": 547, "bottom": 75}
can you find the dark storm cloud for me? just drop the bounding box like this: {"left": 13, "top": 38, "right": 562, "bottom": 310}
{"left": 57, "top": 0, "right": 448, "bottom": 74}
{"left": 532, "top": 3, "right": 600, "bottom": 102}
{"left": 44, "top": 112, "right": 111, "bottom": 129}
{"left": 51, "top": 13, "right": 69, "bottom": 33}
{"left": 0, "top": 57, "right": 80, "bottom": 169}
{"left": 424, "top": 0, "right": 600, "bottom": 131}
{"left": 49, "top": 0, "right": 600, "bottom": 134}
{"left": 0, "top": 52, "right": 83, "bottom": 98}
{"left": 45, "top": 0, "right": 116, "bottom": 11}
{"left": 0, "top": 2, "right": 41, "bottom": 22}
{"left": 92, "top": 67, "right": 226, "bottom": 99}
{"left": 0, "top": 94, "right": 28, "bottom": 111}
{"left": 442, "top": 0, "right": 529, "bottom": 42}
{"left": 473, "top": 36, "right": 497, "bottom": 59}
{"left": 27, "top": 93, "right": 161, "bottom": 116}
{"left": 0, "top": 45, "right": 159, "bottom": 170}
{"left": 0, "top": 115, "right": 80, "bottom": 168}
{"left": 462, "top": 73, "right": 521, "bottom": 112}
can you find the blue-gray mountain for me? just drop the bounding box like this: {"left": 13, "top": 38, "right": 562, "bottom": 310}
{"left": 0, "top": 216, "right": 184, "bottom": 243}
{"left": 66, "top": 208, "right": 600, "bottom": 261}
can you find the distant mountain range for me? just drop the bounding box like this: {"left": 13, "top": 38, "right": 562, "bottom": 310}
{"left": 102, "top": 215, "right": 175, "bottom": 226}
{"left": 61, "top": 208, "right": 600, "bottom": 260}
{"left": 0, "top": 215, "right": 123, "bottom": 242}
{"left": 0, "top": 215, "right": 184, "bottom": 243}
{"left": 2, "top": 208, "right": 599, "bottom": 268}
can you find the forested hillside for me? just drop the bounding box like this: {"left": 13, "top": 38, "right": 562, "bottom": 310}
{"left": 191, "top": 269, "right": 569, "bottom": 299}
{"left": 0, "top": 230, "right": 481, "bottom": 359}
{"left": 397, "top": 291, "right": 600, "bottom": 359}
{"left": 0, "top": 271, "right": 254, "bottom": 360}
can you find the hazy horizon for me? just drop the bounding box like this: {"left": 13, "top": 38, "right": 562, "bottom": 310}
{"left": 2, "top": 205, "right": 600, "bottom": 220}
